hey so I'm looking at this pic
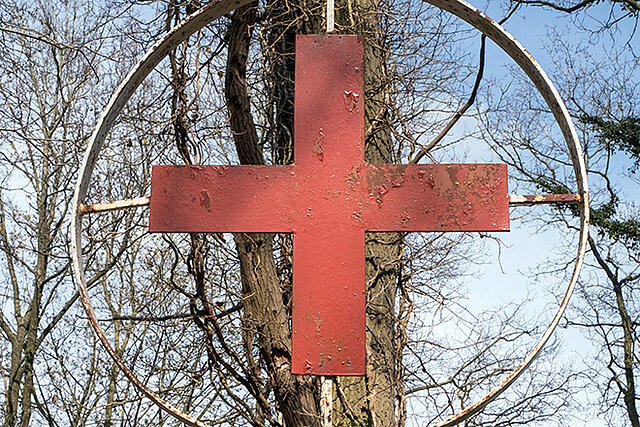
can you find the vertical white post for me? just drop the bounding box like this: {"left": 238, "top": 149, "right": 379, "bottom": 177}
{"left": 326, "top": 0, "right": 335, "bottom": 33}
{"left": 320, "top": 376, "right": 333, "bottom": 426}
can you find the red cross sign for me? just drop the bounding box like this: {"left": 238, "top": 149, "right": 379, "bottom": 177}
{"left": 149, "top": 35, "right": 509, "bottom": 376}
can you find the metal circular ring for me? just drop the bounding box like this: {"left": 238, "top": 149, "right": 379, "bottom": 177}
{"left": 71, "top": 1, "right": 589, "bottom": 425}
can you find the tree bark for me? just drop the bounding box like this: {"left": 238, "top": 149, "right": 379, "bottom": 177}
{"left": 3, "top": 131, "right": 54, "bottom": 427}
{"left": 226, "top": 5, "right": 322, "bottom": 425}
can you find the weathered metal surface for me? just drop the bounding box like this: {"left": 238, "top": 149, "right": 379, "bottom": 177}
{"left": 509, "top": 193, "right": 580, "bottom": 205}
{"left": 364, "top": 164, "right": 508, "bottom": 231}
{"left": 288, "top": 92, "right": 370, "bottom": 375}
{"left": 150, "top": 166, "right": 296, "bottom": 232}
{"left": 70, "top": 0, "right": 590, "bottom": 425}
{"left": 79, "top": 196, "right": 150, "bottom": 214}
{"left": 151, "top": 164, "right": 509, "bottom": 233}
{"left": 150, "top": 35, "right": 509, "bottom": 375}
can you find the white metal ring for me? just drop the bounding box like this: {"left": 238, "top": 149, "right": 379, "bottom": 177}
{"left": 70, "top": 1, "right": 589, "bottom": 425}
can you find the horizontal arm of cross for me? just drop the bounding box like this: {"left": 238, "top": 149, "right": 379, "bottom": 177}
{"left": 150, "top": 165, "right": 297, "bottom": 233}
{"left": 363, "top": 164, "right": 509, "bottom": 232}
{"left": 149, "top": 163, "right": 510, "bottom": 234}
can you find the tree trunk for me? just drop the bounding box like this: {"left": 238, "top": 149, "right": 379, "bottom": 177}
{"left": 227, "top": 5, "right": 323, "bottom": 425}
{"left": 3, "top": 134, "right": 53, "bottom": 427}
{"left": 589, "top": 237, "right": 640, "bottom": 427}
{"left": 225, "top": 0, "right": 402, "bottom": 424}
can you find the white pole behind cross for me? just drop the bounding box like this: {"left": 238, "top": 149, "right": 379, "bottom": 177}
{"left": 326, "top": 0, "right": 335, "bottom": 32}
{"left": 320, "top": 376, "right": 333, "bottom": 426}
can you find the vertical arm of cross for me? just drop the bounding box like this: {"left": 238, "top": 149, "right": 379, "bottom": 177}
{"left": 291, "top": 35, "right": 367, "bottom": 375}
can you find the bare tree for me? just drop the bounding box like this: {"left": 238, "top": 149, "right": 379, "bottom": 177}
{"left": 0, "top": 2, "right": 110, "bottom": 424}
{"left": 479, "top": 4, "right": 640, "bottom": 424}
{"left": 1, "top": 0, "right": 609, "bottom": 426}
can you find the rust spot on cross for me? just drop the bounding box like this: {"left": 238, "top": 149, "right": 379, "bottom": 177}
{"left": 149, "top": 35, "right": 510, "bottom": 375}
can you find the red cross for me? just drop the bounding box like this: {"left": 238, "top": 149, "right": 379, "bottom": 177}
{"left": 149, "top": 35, "right": 509, "bottom": 376}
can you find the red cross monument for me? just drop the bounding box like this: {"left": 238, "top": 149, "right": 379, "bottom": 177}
{"left": 149, "top": 35, "right": 509, "bottom": 376}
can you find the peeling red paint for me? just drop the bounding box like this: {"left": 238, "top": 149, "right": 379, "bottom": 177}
{"left": 149, "top": 35, "right": 509, "bottom": 376}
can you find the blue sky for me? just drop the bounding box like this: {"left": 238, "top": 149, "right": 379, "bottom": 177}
{"left": 443, "top": 2, "right": 638, "bottom": 425}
